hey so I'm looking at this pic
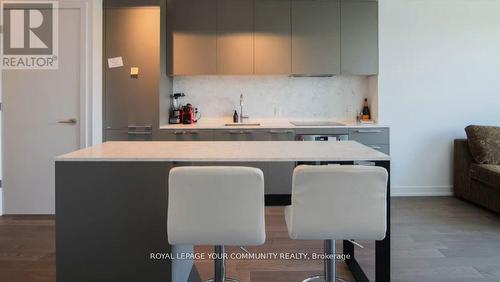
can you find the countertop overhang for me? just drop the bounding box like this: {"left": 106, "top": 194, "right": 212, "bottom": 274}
{"left": 56, "top": 141, "right": 390, "bottom": 162}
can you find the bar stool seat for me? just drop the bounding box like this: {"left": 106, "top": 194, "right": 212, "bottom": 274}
{"left": 285, "top": 165, "right": 388, "bottom": 282}
{"left": 167, "top": 166, "right": 266, "bottom": 282}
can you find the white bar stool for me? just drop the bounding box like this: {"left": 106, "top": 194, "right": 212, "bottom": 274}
{"left": 285, "top": 165, "right": 388, "bottom": 282}
{"left": 167, "top": 166, "right": 266, "bottom": 282}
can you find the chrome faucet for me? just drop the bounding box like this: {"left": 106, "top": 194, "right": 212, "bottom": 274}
{"left": 239, "top": 94, "right": 249, "bottom": 123}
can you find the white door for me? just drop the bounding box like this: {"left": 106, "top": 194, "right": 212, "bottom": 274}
{"left": 2, "top": 2, "right": 88, "bottom": 214}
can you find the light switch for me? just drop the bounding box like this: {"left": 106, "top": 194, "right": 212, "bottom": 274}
{"left": 130, "top": 67, "right": 139, "bottom": 76}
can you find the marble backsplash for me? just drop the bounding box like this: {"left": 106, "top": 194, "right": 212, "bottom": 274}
{"left": 173, "top": 75, "right": 373, "bottom": 121}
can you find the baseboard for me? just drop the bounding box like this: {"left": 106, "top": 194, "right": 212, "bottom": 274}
{"left": 391, "top": 185, "right": 453, "bottom": 197}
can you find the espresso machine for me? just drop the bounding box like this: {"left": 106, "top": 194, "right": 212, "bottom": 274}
{"left": 169, "top": 93, "right": 185, "bottom": 124}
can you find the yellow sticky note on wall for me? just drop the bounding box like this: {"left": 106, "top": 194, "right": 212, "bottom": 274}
{"left": 130, "top": 67, "right": 139, "bottom": 75}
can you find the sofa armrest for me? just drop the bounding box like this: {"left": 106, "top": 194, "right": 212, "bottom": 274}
{"left": 454, "top": 139, "right": 473, "bottom": 198}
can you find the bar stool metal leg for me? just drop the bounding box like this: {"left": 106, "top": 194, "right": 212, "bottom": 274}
{"left": 324, "top": 240, "right": 335, "bottom": 282}
{"left": 206, "top": 246, "right": 238, "bottom": 282}
{"left": 302, "top": 240, "right": 347, "bottom": 282}
{"left": 215, "top": 246, "right": 225, "bottom": 282}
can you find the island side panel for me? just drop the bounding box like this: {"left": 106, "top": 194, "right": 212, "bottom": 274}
{"left": 55, "top": 161, "right": 174, "bottom": 282}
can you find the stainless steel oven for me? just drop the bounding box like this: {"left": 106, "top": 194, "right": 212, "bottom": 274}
{"left": 296, "top": 134, "right": 349, "bottom": 142}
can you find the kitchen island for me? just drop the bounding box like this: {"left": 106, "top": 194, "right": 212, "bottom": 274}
{"left": 55, "top": 141, "right": 390, "bottom": 282}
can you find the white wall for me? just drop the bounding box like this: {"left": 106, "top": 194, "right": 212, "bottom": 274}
{"left": 174, "top": 75, "right": 371, "bottom": 121}
{"left": 379, "top": 0, "right": 500, "bottom": 196}
{"left": 91, "top": 0, "right": 103, "bottom": 145}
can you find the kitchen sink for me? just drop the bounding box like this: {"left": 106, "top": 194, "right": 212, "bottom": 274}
{"left": 224, "top": 123, "right": 261, "bottom": 126}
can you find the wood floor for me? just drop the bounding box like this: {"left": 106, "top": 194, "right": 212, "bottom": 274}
{"left": 1, "top": 197, "right": 500, "bottom": 282}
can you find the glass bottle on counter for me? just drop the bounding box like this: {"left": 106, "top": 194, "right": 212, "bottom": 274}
{"left": 362, "top": 98, "right": 371, "bottom": 121}
{"left": 233, "top": 110, "right": 239, "bottom": 123}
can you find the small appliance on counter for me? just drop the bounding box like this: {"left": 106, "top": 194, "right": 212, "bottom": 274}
{"left": 169, "top": 92, "right": 185, "bottom": 124}
{"left": 169, "top": 93, "right": 202, "bottom": 124}
{"left": 180, "top": 103, "right": 201, "bottom": 124}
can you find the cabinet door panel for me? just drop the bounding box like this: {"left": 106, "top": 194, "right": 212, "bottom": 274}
{"left": 170, "top": 0, "right": 217, "bottom": 75}
{"left": 367, "top": 144, "right": 389, "bottom": 155}
{"left": 211, "top": 129, "right": 267, "bottom": 185}
{"left": 171, "top": 0, "right": 217, "bottom": 30}
{"left": 217, "top": 32, "right": 254, "bottom": 74}
{"left": 266, "top": 162, "right": 295, "bottom": 194}
{"left": 341, "top": 1, "right": 378, "bottom": 75}
{"left": 348, "top": 127, "right": 389, "bottom": 145}
{"left": 173, "top": 31, "right": 217, "bottom": 75}
{"left": 105, "top": 8, "right": 160, "bottom": 130}
{"left": 254, "top": 0, "right": 291, "bottom": 74}
{"left": 154, "top": 130, "right": 213, "bottom": 141}
{"left": 265, "top": 130, "right": 296, "bottom": 141}
{"left": 217, "top": 0, "right": 253, "bottom": 30}
{"left": 105, "top": 130, "right": 152, "bottom": 141}
{"left": 291, "top": 0, "right": 341, "bottom": 75}
{"left": 216, "top": 0, "right": 254, "bottom": 74}
{"left": 263, "top": 131, "right": 296, "bottom": 195}
{"left": 213, "top": 130, "right": 267, "bottom": 141}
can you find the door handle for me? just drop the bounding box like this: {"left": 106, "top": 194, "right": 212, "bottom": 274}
{"left": 58, "top": 118, "right": 77, "bottom": 124}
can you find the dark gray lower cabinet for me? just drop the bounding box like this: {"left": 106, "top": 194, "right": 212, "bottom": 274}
{"left": 265, "top": 129, "right": 295, "bottom": 141}
{"left": 154, "top": 130, "right": 213, "bottom": 141}
{"left": 348, "top": 127, "right": 390, "bottom": 154}
{"left": 263, "top": 130, "right": 295, "bottom": 195}
{"left": 213, "top": 129, "right": 267, "bottom": 141}
{"left": 212, "top": 129, "right": 295, "bottom": 195}
{"left": 366, "top": 144, "right": 389, "bottom": 155}
{"left": 105, "top": 129, "right": 153, "bottom": 141}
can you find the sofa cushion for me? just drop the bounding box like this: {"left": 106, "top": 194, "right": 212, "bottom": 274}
{"left": 470, "top": 164, "right": 500, "bottom": 189}
{"left": 465, "top": 125, "right": 500, "bottom": 165}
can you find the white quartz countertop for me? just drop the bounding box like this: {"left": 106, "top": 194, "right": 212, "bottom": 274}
{"left": 56, "top": 141, "right": 390, "bottom": 162}
{"left": 159, "top": 118, "right": 386, "bottom": 130}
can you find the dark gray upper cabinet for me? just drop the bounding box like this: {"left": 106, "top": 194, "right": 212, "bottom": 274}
{"left": 166, "top": 0, "right": 378, "bottom": 76}
{"left": 254, "top": 0, "right": 292, "bottom": 74}
{"left": 216, "top": 0, "right": 254, "bottom": 74}
{"left": 291, "top": 0, "right": 341, "bottom": 75}
{"left": 341, "top": 1, "right": 378, "bottom": 75}
{"left": 169, "top": 0, "right": 217, "bottom": 75}
{"left": 170, "top": 0, "right": 216, "bottom": 30}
